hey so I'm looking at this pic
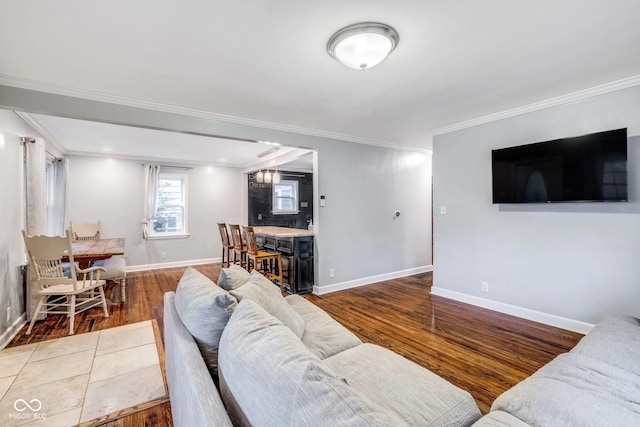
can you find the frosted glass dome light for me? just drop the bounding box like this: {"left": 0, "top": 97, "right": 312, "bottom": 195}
{"left": 328, "top": 22, "right": 399, "bottom": 70}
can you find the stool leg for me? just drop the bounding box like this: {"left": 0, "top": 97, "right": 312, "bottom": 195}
{"left": 275, "top": 254, "right": 283, "bottom": 294}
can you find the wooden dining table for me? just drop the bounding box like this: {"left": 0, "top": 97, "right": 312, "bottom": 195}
{"left": 64, "top": 238, "right": 125, "bottom": 268}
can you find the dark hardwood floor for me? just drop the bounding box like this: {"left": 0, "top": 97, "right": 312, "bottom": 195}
{"left": 8, "top": 264, "right": 583, "bottom": 423}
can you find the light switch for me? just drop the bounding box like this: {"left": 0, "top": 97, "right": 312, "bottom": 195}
{"left": 440, "top": 205, "right": 447, "bottom": 215}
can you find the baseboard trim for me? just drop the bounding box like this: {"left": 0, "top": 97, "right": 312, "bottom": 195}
{"left": 430, "top": 287, "right": 594, "bottom": 334}
{"left": 126, "top": 257, "right": 220, "bottom": 272}
{"left": 314, "top": 265, "right": 434, "bottom": 295}
{"left": 0, "top": 314, "right": 27, "bottom": 350}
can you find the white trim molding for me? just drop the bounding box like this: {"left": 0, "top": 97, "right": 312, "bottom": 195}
{"left": 314, "top": 265, "right": 434, "bottom": 295}
{"left": 431, "top": 74, "right": 640, "bottom": 136}
{"left": 0, "top": 313, "right": 27, "bottom": 350}
{"left": 430, "top": 287, "right": 594, "bottom": 335}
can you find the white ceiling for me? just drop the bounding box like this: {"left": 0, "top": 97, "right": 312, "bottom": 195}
{"left": 27, "top": 113, "right": 298, "bottom": 168}
{"left": 1, "top": 0, "right": 640, "bottom": 162}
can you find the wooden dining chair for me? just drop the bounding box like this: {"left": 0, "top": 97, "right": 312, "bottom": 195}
{"left": 243, "top": 226, "right": 283, "bottom": 292}
{"left": 217, "top": 223, "right": 234, "bottom": 268}
{"left": 228, "top": 224, "right": 247, "bottom": 268}
{"left": 22, "top": 229, "right": 110, "bottom": 336}
{"left": 70, "top": 220, "right": 128, "bottom": 303}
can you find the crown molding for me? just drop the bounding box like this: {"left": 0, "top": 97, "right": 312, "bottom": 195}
{"left": 430, "top": 74, "right": 640, "bottom": 136}
{"left": 0, "top": 74, "right": 427, "bottom": 153}
{"left": 14, "top": 111, "right": 66, "bottom": 156}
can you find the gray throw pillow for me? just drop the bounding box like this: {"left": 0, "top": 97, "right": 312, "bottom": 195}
{"left": 230, "top": 270, "right": 305, "bottom": 338}
{"left": 217, "top": 264, "right": 251, "bottom": 290}
{"left": 174, "top": 267, "right": 237, "bottom": 379}
{"left": 218, "top": 299, "right": 322, "bottom": 426}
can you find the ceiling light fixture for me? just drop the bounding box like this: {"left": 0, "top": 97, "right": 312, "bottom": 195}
{"left": 264, "top": 169, "right": 272, "bottom": 184}
{"left": 273, "top": 164, "right": 281, "bottom": 184}
{"left": 327, "top": 22, "right": 399, "bottom": 70}
{"left": 256, "top": 170, "right": 264, "bottom": 183}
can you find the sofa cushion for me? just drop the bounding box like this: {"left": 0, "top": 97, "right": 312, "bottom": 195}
{"left": 290, "top": 363, "right": 409, "bottom": 426}
{"left": 571, "top": 315, "right": 640, "bottom": 376}
{"left": 324, "top": 343, "right": 482, "bottom": 427}
{"left": 217, "top": 264, "right": 251, "bottom": 290}
{"left": 230, "top": 270, "right": 305, "bottom": 338}
{"left": 286, "top": 294, "right": 362, "bottom": 359}
{"left": 491, "top": 352, "right": 640, "bottom": 427}
{"left": 218, "top": 299, "right": 406, "bottom": 427}
{"left": 472, "top": 411, "right": 531, "bottom": 426}
{"left": 163, "top": 292, "right": 233, "bottom": 427}
{"left": 174, "top": 267, "right": 237, "bottom": 378}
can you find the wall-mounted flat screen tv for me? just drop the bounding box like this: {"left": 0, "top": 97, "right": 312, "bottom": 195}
{"left": 492, "top": 128, "right": 627, "bottom": 204}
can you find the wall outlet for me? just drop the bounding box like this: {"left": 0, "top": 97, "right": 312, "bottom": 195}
{"left": 161, "top": 252, "right": 167, "bottom": 259}
{"left": 258, "top": 213, "right": 262, "bottom": 220}
{"left": 329, "top": 268, "right": 335, "bottom": 278}
{"left": 6, "top": 307, "right": 10, "bottom": 322}
{"left": 481, "top": 282, "right": 489, "bottom": 293}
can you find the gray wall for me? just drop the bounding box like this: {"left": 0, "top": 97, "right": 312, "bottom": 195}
{"left": 433, "top": 85, "right": 640, "bottom": 326}
{"left": 67, "top": 156, "right": 242, "bottom": 267}
{"left": 0, "top": 85, "right": 432, "bottom": 298}
{"left": 0, "top": 109, "right": 37, "bottom": 346}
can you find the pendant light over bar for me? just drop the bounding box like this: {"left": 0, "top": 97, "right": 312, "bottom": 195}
{"left": 327, "top": 22, "right": 399, "bottom": 70}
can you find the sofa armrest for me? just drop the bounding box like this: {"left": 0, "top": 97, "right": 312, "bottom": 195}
{"left": 163, "top": 292, "right": 232, "bottom": 427}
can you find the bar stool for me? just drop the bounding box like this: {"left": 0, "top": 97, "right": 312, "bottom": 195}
{"left": 217, "top": 223, "right": 234, "bottom": 267}
{"left": 228, "top": 224, "right": 247, "bottom": 268}
{"left": 243, "top": 226, "right": 283, "bottom": 292}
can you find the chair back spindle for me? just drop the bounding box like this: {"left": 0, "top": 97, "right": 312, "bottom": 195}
{"left": 244, "top": 226, "right": 259, "bottom": 255}
{"left": 70, "top": 221, "right": 101, "bottom": 241}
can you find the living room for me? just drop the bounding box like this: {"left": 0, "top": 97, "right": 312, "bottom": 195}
{"left": 1, "top": 1, "right": 640, "bottom": 425}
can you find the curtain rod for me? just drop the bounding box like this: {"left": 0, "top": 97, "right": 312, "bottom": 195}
{"left": 46, "top": 150, "right": 63, "bottom": 161}
{"left": 142, "top": 163, "right": 193, "bottom": 170}
{"left": 21, "top": 137, "right": 62, "bottom": 161}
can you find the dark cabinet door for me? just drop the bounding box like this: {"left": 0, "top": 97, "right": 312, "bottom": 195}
{"left": 292, "top": 236, "right": 313, "bottom": 294}
{"left": 295, "top": 256, "right": 314, "bottom": 293}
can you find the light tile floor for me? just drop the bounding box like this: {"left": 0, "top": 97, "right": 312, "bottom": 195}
{"left": 0, "top": 321, "right": 167, "bottom": 426}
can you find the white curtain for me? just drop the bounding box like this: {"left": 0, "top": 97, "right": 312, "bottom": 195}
{"left": 24, "top": 138, "right": 46, "bottom": 235}
{"left": 142, "top": 164, "right": 160, "bottom": 240}
{"left": 46, "top": 158, "right": 68, "bottom": 236}
{"left": 24, "top": 137, "right": 46, "bottom": 319}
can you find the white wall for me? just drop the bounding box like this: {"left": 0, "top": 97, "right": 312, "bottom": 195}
{"left": 0, "top": 109, "right": 40, "bottom": 346}
{"left": 433, "top": 85, "right": 640, "bottom": 329}
{"left": 67, "top": 156, "right": 242, "bottom": 267}
{"left": 315, "top": 140, "right": 432, "bottom": 291}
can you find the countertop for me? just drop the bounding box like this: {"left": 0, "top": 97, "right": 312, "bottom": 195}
{"left": 252, "top": 226, "right": 314, "bottom": 238}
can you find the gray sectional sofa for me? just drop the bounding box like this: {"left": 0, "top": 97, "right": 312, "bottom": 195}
{"left": 164, "top": 266, "right": 482, "bottom": 426}
{"left": 473, "top": 314, "right": 640, "bottom": 426}
{"left": 164, "top": 265, "right": 640, "bottom": 426}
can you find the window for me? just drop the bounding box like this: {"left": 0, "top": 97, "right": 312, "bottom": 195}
{"left": 272, "top": 180, "right": 299, "bottom": 214}
{"left": 152, "top": 173, "right": 188, "bottom": 236}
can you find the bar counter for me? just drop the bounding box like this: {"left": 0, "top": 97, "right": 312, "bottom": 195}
{"left": 252, "top": 226, "right": 314, "bottom": 238}
{"left": 252, "top": 226, "right": 314, "bottom": 294}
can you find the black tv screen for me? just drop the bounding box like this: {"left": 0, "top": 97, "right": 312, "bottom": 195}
{"left": 492, "top": 128, "right": 628, "bottom": 204}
